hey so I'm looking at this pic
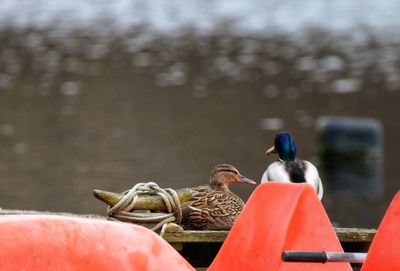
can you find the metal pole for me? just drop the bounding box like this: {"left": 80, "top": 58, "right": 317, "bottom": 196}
{"left": 282, "top": 251, "right": 367, "bottom": 263}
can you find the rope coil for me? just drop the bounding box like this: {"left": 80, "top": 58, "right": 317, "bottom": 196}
{"left": 107, "top": 182, "right": 182, "bottom": 233}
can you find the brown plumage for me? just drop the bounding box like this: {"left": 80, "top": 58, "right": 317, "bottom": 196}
{"left": 180, "top": 164, "right": 256, "bottom": 230}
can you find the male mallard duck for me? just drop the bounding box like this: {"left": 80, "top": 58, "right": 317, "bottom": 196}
{"left": 181, "top": 164, "right": 256, "bottom": 230}
{"left": 261, "top": 132, "right": 323, "bottom": 199}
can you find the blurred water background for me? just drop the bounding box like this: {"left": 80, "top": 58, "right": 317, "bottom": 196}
{"left": 0, "top": 0, "right": 399, "bottom": 228}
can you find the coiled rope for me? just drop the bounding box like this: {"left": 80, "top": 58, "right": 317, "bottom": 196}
{"left": 107, "top": 182, "right": 182, "bottom": 234}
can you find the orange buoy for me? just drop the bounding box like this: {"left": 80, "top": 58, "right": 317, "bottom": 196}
{"left": 361, "top": 192, "right": 400, "bottom": 271}
{"left": 208, "top": 182, "right": 351, "bottom": 271}
{"left": 0, "top": 215, "right": 194, "bottom": 271}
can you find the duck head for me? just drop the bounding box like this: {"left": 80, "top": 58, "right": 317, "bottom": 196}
{"left": 266, "top": 132, "right": 297, "bottom": 161}
{"left": 210, "top": 164, "right": 256, "bottom": 191}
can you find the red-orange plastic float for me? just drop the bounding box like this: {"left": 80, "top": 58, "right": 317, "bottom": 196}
{"left": 0, "top": 215, "right": 194, "bottom": 271}
{"left": 208, "top": 182, "right": 351, "bottom": 271}
{"left": 361, "top": 191, "right": 400, "bottom": 271}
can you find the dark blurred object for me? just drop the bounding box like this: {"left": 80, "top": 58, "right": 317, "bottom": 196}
{"left": 317, "top": 116, "right": 383, "bottom": 199}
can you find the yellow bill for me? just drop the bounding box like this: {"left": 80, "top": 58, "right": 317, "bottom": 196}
{"left": 265, "top": 145, "right": 277, "bottom": 155}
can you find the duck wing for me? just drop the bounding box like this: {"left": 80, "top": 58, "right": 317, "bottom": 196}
{"left": 261, "top": 161, "right": 291, "bottom": 183}
{"left": 180, "top": 185, "right": 245, "bottom": 230}
{"left": 303, "top": 161, "right": 323, "bottom": 199}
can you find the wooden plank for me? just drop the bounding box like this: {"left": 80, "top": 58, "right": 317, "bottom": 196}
{"left": 162, "top": 228, "right": 376, "bottom": 243}
{"left": 335, "top": 227, "right": 376, "bottom": 242}
{"left": 163, "top": 230, "right": 229, "bottom": 243}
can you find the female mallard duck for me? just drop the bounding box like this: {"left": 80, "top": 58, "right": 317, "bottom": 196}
{"left": 261, "top": 132, "right": 323, "bottom": 199}
{"left": 181, "top": 164, "right": 256, "bottom": 230}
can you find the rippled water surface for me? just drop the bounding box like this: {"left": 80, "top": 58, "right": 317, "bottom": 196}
{"left": 0, "top": 1, "right": 399, "bottom": 228}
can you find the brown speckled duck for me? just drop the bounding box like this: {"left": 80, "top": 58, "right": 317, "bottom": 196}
{"left": 180, "top": 164, "right": 256, "bottom": 230}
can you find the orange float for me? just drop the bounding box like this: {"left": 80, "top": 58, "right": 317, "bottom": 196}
{"left": 361, "top": 192, "right": 400, "bottom": 271}
{"left": 0, "top": 215, "right": 194, "bottom": 271}
{"left": 208, "top": 182, "right": 351, "bottom": 271}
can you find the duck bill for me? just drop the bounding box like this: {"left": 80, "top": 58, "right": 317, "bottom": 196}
{"left": 265, "top": 145, "right": 277, "bottom": 155}
{"left": 239, "top": 175, "right": 257, "bottom": 185}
